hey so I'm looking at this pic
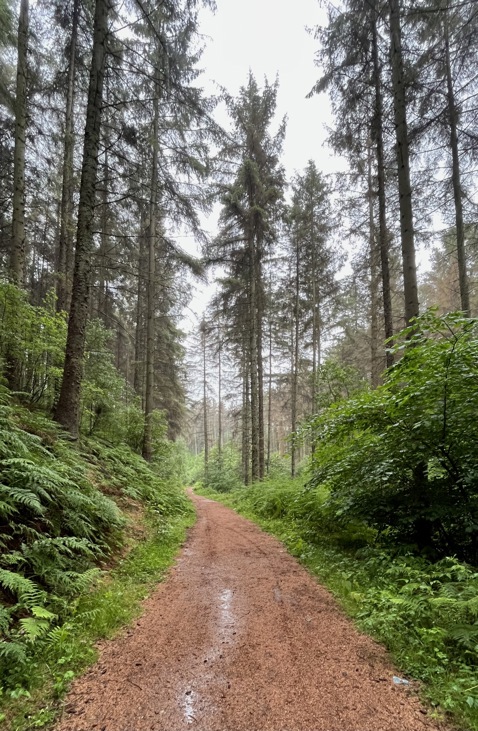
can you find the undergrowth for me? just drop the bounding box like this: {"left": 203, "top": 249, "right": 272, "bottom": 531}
{"left": 198, "top": 479, "right": 478, "bottom": 731}
{"left": 0, "top": 387, "right": 193, "bottom": 729}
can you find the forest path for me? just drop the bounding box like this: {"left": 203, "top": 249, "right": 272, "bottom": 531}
{"left": 56, "top": 492, "right": 447, "bottom": 731}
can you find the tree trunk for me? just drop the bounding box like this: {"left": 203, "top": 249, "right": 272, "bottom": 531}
{"left": 9, "top": 0, "right": 28, "bottom": 287}
{"left": 201, "top": 322, "right": 209, "bottom": 480}
{"left": 142, "top": 68, "right": 160, "bottom": 461}
{"left": 389, "top": 0, "right": 419, "bottom": 325}
{"left": 54, "top": 0, "right": 110, "bottom": 437}
{"left": 249, "top": 233, "right": 260, "bottom": 482}
{"left": 217, "top": 339, "right": 222, "bottom": 457}
{"left": 372, "top": 9, "right": 394, "bottom": 361}
{"left": 266, "top": 310, "right": 273, "bottom": 475}
{"left": 97, "top": 145, "right": 109, "bottom": 323}
{"left": 444, "top": 9, "right": 469, "bottom": 315}
{"left": 368, "top": 140, "right": 381, "bottom": 388}
{"left": 291, "top": 233, "right": 300, "bottom": 477}
{"left": 242, "top": 348, "right": 250, "bottom": 485}
{"left": 56, "top": 0, "right": 79, "bottom": 313}
{"left": 134, "top": 204, "right": 148, "bottom": 403}
{"left": 256, "top": 259, "right": 265, "bottom": 480}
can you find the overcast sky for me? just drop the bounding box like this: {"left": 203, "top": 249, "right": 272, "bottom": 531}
{"left": 183, "top": 0, "right": 344, "bottom": 326}
{"left": 197, "top": 0, "right": 337, "bottom": 176}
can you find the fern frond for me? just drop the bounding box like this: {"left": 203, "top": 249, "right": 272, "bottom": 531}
{"left": 0, "top": 640, "right": 27, "bottom": 664}
{"left": 0, "top": 569, "right": 43, "bottom": 606}
{"left": 18, "top": 616, "right": 52, "bottom": 642}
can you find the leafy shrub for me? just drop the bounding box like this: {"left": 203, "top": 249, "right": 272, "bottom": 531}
{"left": 307, "top": 312, "right": 478, "bottom": 562}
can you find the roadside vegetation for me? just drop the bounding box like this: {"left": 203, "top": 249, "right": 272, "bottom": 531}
{"left": 197, "top": 312, "right": 478, "bottom": 731}
{"left": 0, "top": 295, "right": 194, "bottom": 730}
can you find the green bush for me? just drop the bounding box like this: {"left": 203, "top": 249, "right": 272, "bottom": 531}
{"left": 307, "top": 311, "right": 478, "bottom": 562}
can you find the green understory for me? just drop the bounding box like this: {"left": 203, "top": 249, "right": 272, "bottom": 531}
{"left": 197, "top": 479, "right": 478, "bottom": 731}
{"left": 1, "top": 509, "right": 193, "bottom": 731}
{"left": 0, "top": 390, "right": 194, "bottom": 731}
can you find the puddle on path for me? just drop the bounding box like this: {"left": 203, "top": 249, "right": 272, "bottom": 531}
{"left": 178, "top": 586, "right": 238, "bottom": 726}
{"left": 181, "top": 689, "right": 198, "bottom": 725}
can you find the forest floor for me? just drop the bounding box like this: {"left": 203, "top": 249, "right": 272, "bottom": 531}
{"left": 54, "top": 492, "right": 451, "bottom": 731}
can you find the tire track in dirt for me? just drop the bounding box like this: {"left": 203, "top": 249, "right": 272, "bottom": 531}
{"left": 56, "top": 492, "right": 450, "bottom": 731}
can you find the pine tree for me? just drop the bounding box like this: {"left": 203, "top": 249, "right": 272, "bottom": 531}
{"left": 54, "top": 0, "right": 111, "bottom": 436}
{"left": 212, "top": 73, "right": 285, "bottom": 481}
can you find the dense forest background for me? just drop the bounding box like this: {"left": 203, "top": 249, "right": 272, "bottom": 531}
{"left": 1, "top": 0, "right": 478, "bottom": 551}
{"left": 0, "top": 0, "right": 476, "bottom": 469}
{"left": 1, "top": 0, "right": 478, "bottom": 726}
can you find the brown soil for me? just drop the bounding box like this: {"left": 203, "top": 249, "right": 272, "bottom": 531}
{"left": 56, "top": 492, "right": 449, "bottom": 731}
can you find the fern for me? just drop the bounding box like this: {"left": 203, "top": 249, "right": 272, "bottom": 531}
{"left": 0, "top": 485, "right": 45, "bottom": 515}
{"left": 0, "top": 606, "right": 12, "bottom": 633}
{"left": 447, "top": 623, "right": 478, "bottom": 651}
{"left": 18, "top": 617, "right": 52, "bottom": 642}
{"left": 0, "top": 640, "right": 27, "bottom": 665}
{"left": 0, "top": 569, "right": 43, "bottom": 605}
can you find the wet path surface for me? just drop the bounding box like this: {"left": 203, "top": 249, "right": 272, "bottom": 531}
{"left": 56, "top": 493, "right": 448, "bottom": 731}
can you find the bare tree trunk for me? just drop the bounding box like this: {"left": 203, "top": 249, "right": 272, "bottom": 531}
{"left": 9, "top": 0, "right": 28, "bottom": 287}
{"left": 291, "top": 233, "right": 300, "bottom": 477}
{"left": 372, "top": 9, "right": 394, "bottom": 360}
{"left": 266, "top": 311, "right": 273, "bottom": 475}
{"left": 97, "top": 145, "right": 109, "bottom": 323}
{"left": 134, "top": 204, "right": 147, "bottom": 403}
{"left": 389, "top": 0, "right": 419, "bottom": 325}
{"left": 217, "top": 338, "right": 222, "bottom": 457}
{"left": 54, "top": 0, "right": 110, "bottom": 436}
{"left": 242, "top": 349, "right": 250, "bottom": 485}
{"left": 249, "top": 234, "right": 260, "bottom": 482}
{"left": 444, "top": 9, "right": 469, "bottom": 315}
{"left": 142, "top": 69, "right": 160, "bottom": 461}
{"left": 56, "top": 0, "right": 79, "bottom": 313}
{"left": 256, "top": 263, "right": 265, "bottom": 480}
{"left": 368, "top": 140, "right": 381, "bottom": 388}
{"left": 201, "top": 321, "right": 209, "bottom": 480}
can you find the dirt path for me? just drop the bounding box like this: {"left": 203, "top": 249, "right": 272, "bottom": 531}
{"left": 56, "top": 493, "right": 448, "bottom": 731}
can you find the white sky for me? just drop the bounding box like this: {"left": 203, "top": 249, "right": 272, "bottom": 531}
{"left": 197, "top": 0, "right": 336, "bottom": 176}
{"left": 183, "top": 0, "right": 344, "bottom": 328}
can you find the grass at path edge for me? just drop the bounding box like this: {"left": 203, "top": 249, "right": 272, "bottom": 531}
{"left": 1, "top": 505, "right": 195, "bottom": 731}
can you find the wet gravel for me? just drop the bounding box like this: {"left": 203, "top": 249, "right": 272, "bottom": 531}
{"left": 56, "top": 492, "right": 450, "bottom": 731}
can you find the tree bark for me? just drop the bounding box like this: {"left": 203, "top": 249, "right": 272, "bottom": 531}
{"left": 256, "top": 258, "right": 265, "bottom": 480}
{"left": 134, "top": 204, "right": 148, "bottom": 403}
{"left": 9, "top": 0, "right": 29, "bottom": 287}
{"left": 54, "top": 0, "right": 111, "bottom": 436}
{"left": 291, "top": 232, "right": 300, "bottom": 477}
{"left": 242, "top": 347, "right": 250, "bottom": 485}
{"left": 56, "top": 0, "right": 79, "bottom": 313}
{"left": 217, "top": 338, "right": 222, "bottom": 457}
{"left": 142, "top": 67, "right": 160, "bottom": 461}
{"left": 97, "top": 145, "right": 109, "bottom": 323}
{"left": 372, "top": 9, "right": 394, "bottom": 361}
{"left": 444, "top": 8, "right": 469, "bottom": 315}
{"left": 201, "top": 322, "right": 209, "bottom": 479}
{"left": 389, "top": 0, "right": 419, "bottom": 325}
{"left": 266, "top": 307, "right": 273, "bottom": 475}
{"left": 249, "top": 228, "right": 260, "bottom": 482}
{"left": 368, "top": 141, "right": 381, "bottom": 388}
